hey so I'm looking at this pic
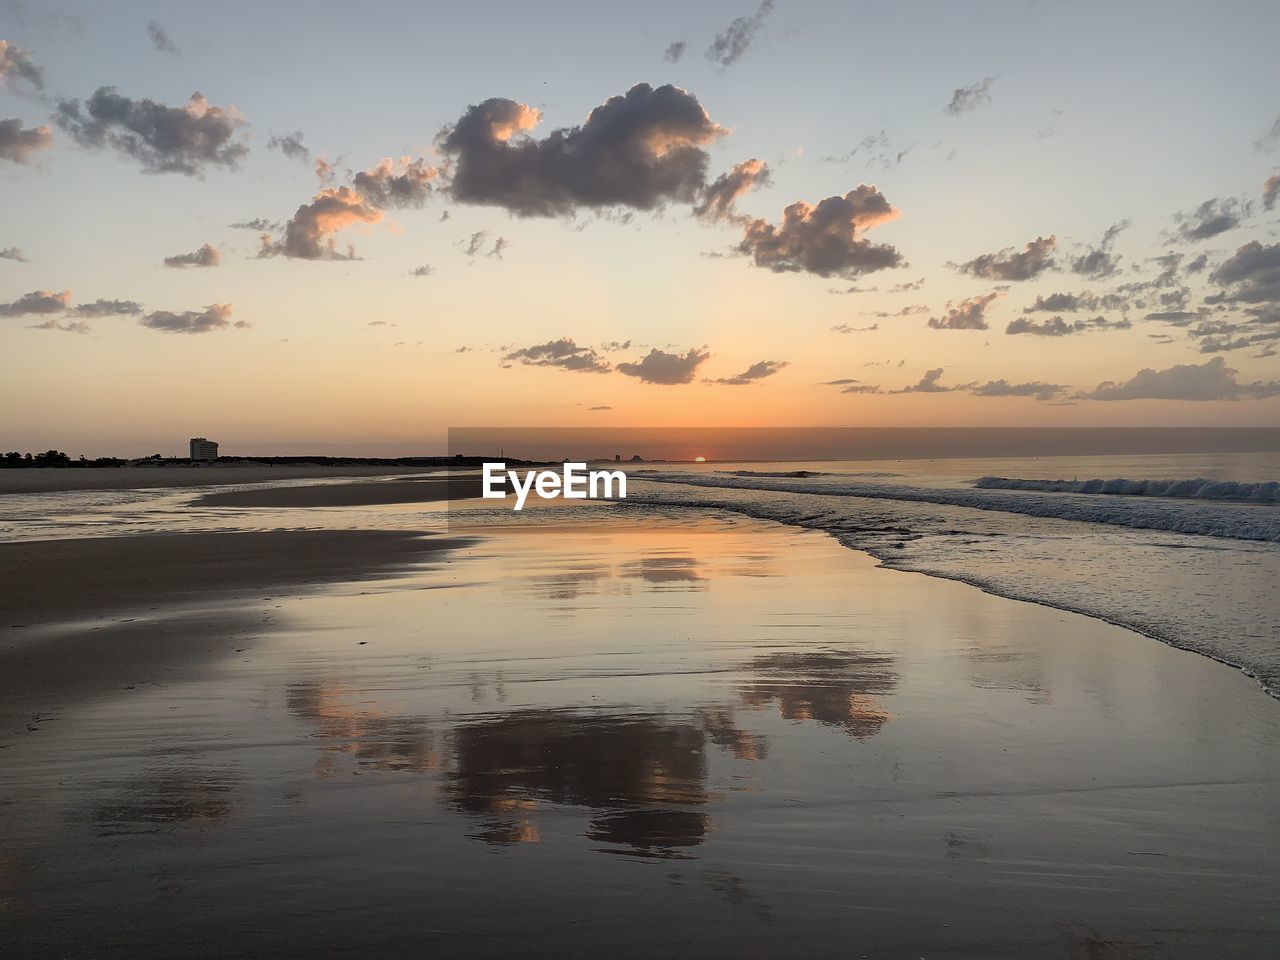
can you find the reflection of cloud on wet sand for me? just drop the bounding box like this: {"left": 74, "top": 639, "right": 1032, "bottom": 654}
{"left": 91, "top": 766, "right": 239, "bottom": 836}
{"left": 445, "top": 710, "right": 728, "bottom": 856}
{"left": 620, "top": 553, "right": 707, "bottom": 590}
{"left": 286, "top": 681, "right": 439, "bottom": 775}
{"left": 738, "top": 651, "right": 899, "bottom": 740}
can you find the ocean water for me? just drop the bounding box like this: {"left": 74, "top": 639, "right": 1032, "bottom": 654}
{"left": 624, "top": 451, "right": 1280, "bottom": 698}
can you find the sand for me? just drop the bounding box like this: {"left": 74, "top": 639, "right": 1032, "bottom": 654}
{"left": 191, "top": 477, "right": 484, "bottom": 508}
{"left": 2, "top": 512, "right": 1278, "bottom": 957}
{"left": 0, "top": 464, "right": 422, "bottom": 495}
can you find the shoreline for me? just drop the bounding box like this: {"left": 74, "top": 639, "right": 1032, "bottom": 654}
{"left": 0, "top": 465, "right": 433, "bottom": 495}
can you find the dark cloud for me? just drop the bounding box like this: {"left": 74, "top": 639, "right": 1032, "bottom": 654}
{"left": 889, "top": 277, "right": 925, "bottom": 292}
{"left": 1264, "top": 173, "right": 1280, "bottom": 211}
{"left": 0, "top": 288, "right": 70, "bottom": 316}
{"left": 709, "top": 359, "right": 787, "bottom": 385}
{"left": 72, "top": 298, "right": 142, "bottom": 317}
{"left": 954, "top": 236, "right": 1056, "bottom": 281}
{"left": 1005, "top": 314, "right": 1130, "bottom": 336}
{"left": 409, "top": 264, "right": 433, "bottom": 277}
{"left": 735, "top": 186, "right": 903, "bottom": 278}
{"left": 1022, "top": 291, "right": 1118, "bottom": 313}
{"left": 841, "top": 383, "right": 882, "bottom": 394}
{"left": 163, "top": 242, "right": 220, "bottom": 268}
{"left": 588, "top": 404, "right": 612, "bottom": 411}
{"left": 230, "top": 217, "right": 280, "bottom": 231}
{"left": 927, "top": 291, "right": 1002, "bottom": 330}
{"left": 0, "top": 246, "right": 27, "bottom": 262}
{"left": 705, "top": 0, "right": 775, "bottom": 67}
{"left": 55, "top": 88, "right": 248, "bottom": 176}
{"left": 970, "top": 380, "right": 1065, "bottom": 401}
{"left": 29, "top": 318, "right": 89, "bottom": 334}
{"left": 146, "top": 21, "right": 179, "bottom": 55}
{"left": 504, "top": 338, "right": 610, "bottom": 373}
{"left": 891, "top": 368, "right": 953, "bottom": 393}
{"left": 664, "top": 41, "right": 687, "bottom": 63}
{"left": 821, "top": 378, "right": 861, "bottom": 385}
{"left": 1209, "top": 241, "right": 1280, "bottom": 304}
{"left": 0, "top": 40, "right": 44, "bottom": 93}
{"left": 259, "top": 187, "right": 382, "bottom": 260}
{"left": 1143, "top": 309, "right": 1202, "bottom": 324}
{"left": 1257, "top": 115, "right": 1280, "bottom": 152}
{"left": 1188, "top": 320, "right": 1280, "bottom": 355}
{"left": 0, "top": 117, "right": 53, "bottom": 164}
{"left": 139, "top": 303, "right": 235, "bottom": 334}
{"left": 1185, "top": 252, "right": 1209, "bottom": 273}
{"left": 1077, "top": 356, "right": 1280, "bottom": 401}
{"left": 617, "top": 347, "right": 710, "bottom": 384}
{"left": 600, "top": 340, "right": 633, "bottom": 351}
{"left": 1169, "top": 197, "right": 1247, "bottom": 242}
{"left": 352, "top": 156, "right": 438, "bottom": 208}
{"left": 1070, "top": 219, "right": 1129, "bottom": 278}
{"left": 440, "top": 83, "right": 726, "bottom": 217}
{"left": 268, "top": 131, "right": 310, "bottom": 163}
{"left": 946, "top": 77, "right": 996, "bottom": 115}
{"left": 694, "top": 158, "right": 770, "bottom": 224}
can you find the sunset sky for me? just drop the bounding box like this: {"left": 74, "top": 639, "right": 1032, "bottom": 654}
{"left": 3, "top": 0, "right": 1280, "bottom": 456}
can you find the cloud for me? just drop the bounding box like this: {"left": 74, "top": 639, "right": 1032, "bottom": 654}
{"left": 163, "top": 242, "right": 220, "bottom": 268}
{"left": 1005, "top": 314, "right": 1130, "bottom": 336}
{"left": 139, "top": 303, "right": 235, "bottom": 334}
{"left": 735, "top": 185, "right": 903, "bottom": 278}
{"left": 1021, "top": 291, "right": 1128, "bottom": 313}
{"left": 72, "top": 298, "right": 142, "bottom": 317}
{"left": 954, "top": 236, "right": 1056, "bottom": 281}
{"left": 709, "top": 359, "right": 787, "bottom": 385}
{"left": 1257, "top": 115, "right": 1280, "bottom": 152}
{"left": 29, "top": 318, "right": 89, "bottom": 334}
{"left": 488, "top": 236, "right": 509, "bottom": 259}
{"left": 0, "top": 246, "right": 27, "bottom": 262}
{"left": 260, "top": 187, "right": 382, "bottom": 260}
{"left": 268, "top": 131, "right": 309, "bottom": 163}
{"left": 55, "top": 88, "right": 248, "bottom": 176}
{"left": 1170, "top": 197, "right": 1247, "bottom": 242}
{"left": 440, "top": 83, "right": 727, "bottom": 217}
{"left": 664, "top": 41, "right": 687, "bottom": 63}
{"left": 617, "top": 347, "right": 710, "bottom": 384}
{"left": 706, "top": 0, "right": 775, "bottom": 67}
{"left": 946, "top": 77, "right": 996, "bottom": 115}
{"left": 1078, "top": 356, "right": 1280, "bottom": 401}
{"left": 694, "top": 158, "right": 770, "bottom": 224}
{"left": 1264, "top": 173, "right": 1280, "bottom": 211}
{"left": 0, "top": 288, "right": 71, "bottom": 316}
{"left": 230, "top": 217, "right": 280, "bottom": 231}
{"left": 1071, "top": 220, "right": 1129, "bottom": 278}
{"left": 352, "top": 156, "right": 438, "bottom": 208}
{"left": 866, "top": 304, "right": 929, "bottom": 318}
{"left": 927, "top": 291, "right": 1003, "bottom": 330}
{"left": 1185, "top": 253, "right": 1209, "bottom": 273}
{"left": 1209, "top": 241, "right": 1280, "bottom": 304}
{"left": 504, "top": 338, "right": 610, "bottom": 373}
{"left": 889, "top": 277, "right": 925, "bottom": 292}
{"left": 146, "top": 21, "right": 179, "bottom": 55}
{"left": 821, "top": 378, "right": 881, "bottom": 394}
{"left": 892, "top": 368, "right": 953, "bottom": 393}
{"left": 0, "top": 117, "right": 53, "bottom": 163}
{"left": 588, "top": 404, "right": 612, "bottom": 411}
{"left": 970, "top": 379, "right": 1065, "bottom": 401}
{"left": 0, "top": 40, "right": 43, "bottom": 94}
{"left": 831, "top": 322, "right": 878, "bottom": 333}
{"left": 409, "top": 264, "right": 433, "bottom": 277}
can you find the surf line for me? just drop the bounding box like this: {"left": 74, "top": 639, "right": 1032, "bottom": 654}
{"left": 482, "top": 462, "right": 627, "bottom": 511}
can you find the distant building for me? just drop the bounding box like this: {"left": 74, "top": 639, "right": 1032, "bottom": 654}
{"left": 189, "top": 437, "right": 218, "bottom": 461}
{"left": 614, "top": 454, "right": 621, "bottom": 462}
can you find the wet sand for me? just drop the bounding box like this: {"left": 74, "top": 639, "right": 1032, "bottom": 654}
{"left": 191, "top": 477, "right": 483, "bottom": 508}
{"left": 2, "top": 513, "right": 1278, "bottom": 958}
{"left": 0, "top": 465, "right": 421, "bottom": 495}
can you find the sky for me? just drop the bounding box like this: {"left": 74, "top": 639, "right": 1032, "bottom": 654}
{"left": 2, "top": 0, "right": 1280, "bottom": 457}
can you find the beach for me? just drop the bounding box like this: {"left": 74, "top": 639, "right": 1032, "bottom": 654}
{"left": 2, "top": 473, "right": 1279, "bottom": 958}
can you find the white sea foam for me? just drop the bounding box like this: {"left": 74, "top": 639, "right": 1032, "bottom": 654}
{"left": 975, "top": 475, "right": 1280, "bottom": 503}
{"left": 635, "top": 472, "right": 1280, "bottom": 542}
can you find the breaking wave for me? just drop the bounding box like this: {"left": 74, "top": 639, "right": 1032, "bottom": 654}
{"left": 636, "top": 472, "right": 1280, "bottom": 543}
{"left": 976, "top": 476, "right": 1280, "bottom": 503}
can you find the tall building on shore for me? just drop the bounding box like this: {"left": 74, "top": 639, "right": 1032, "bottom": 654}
{"left": 189, "top": 437, "right": 218, "bottom": 461}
